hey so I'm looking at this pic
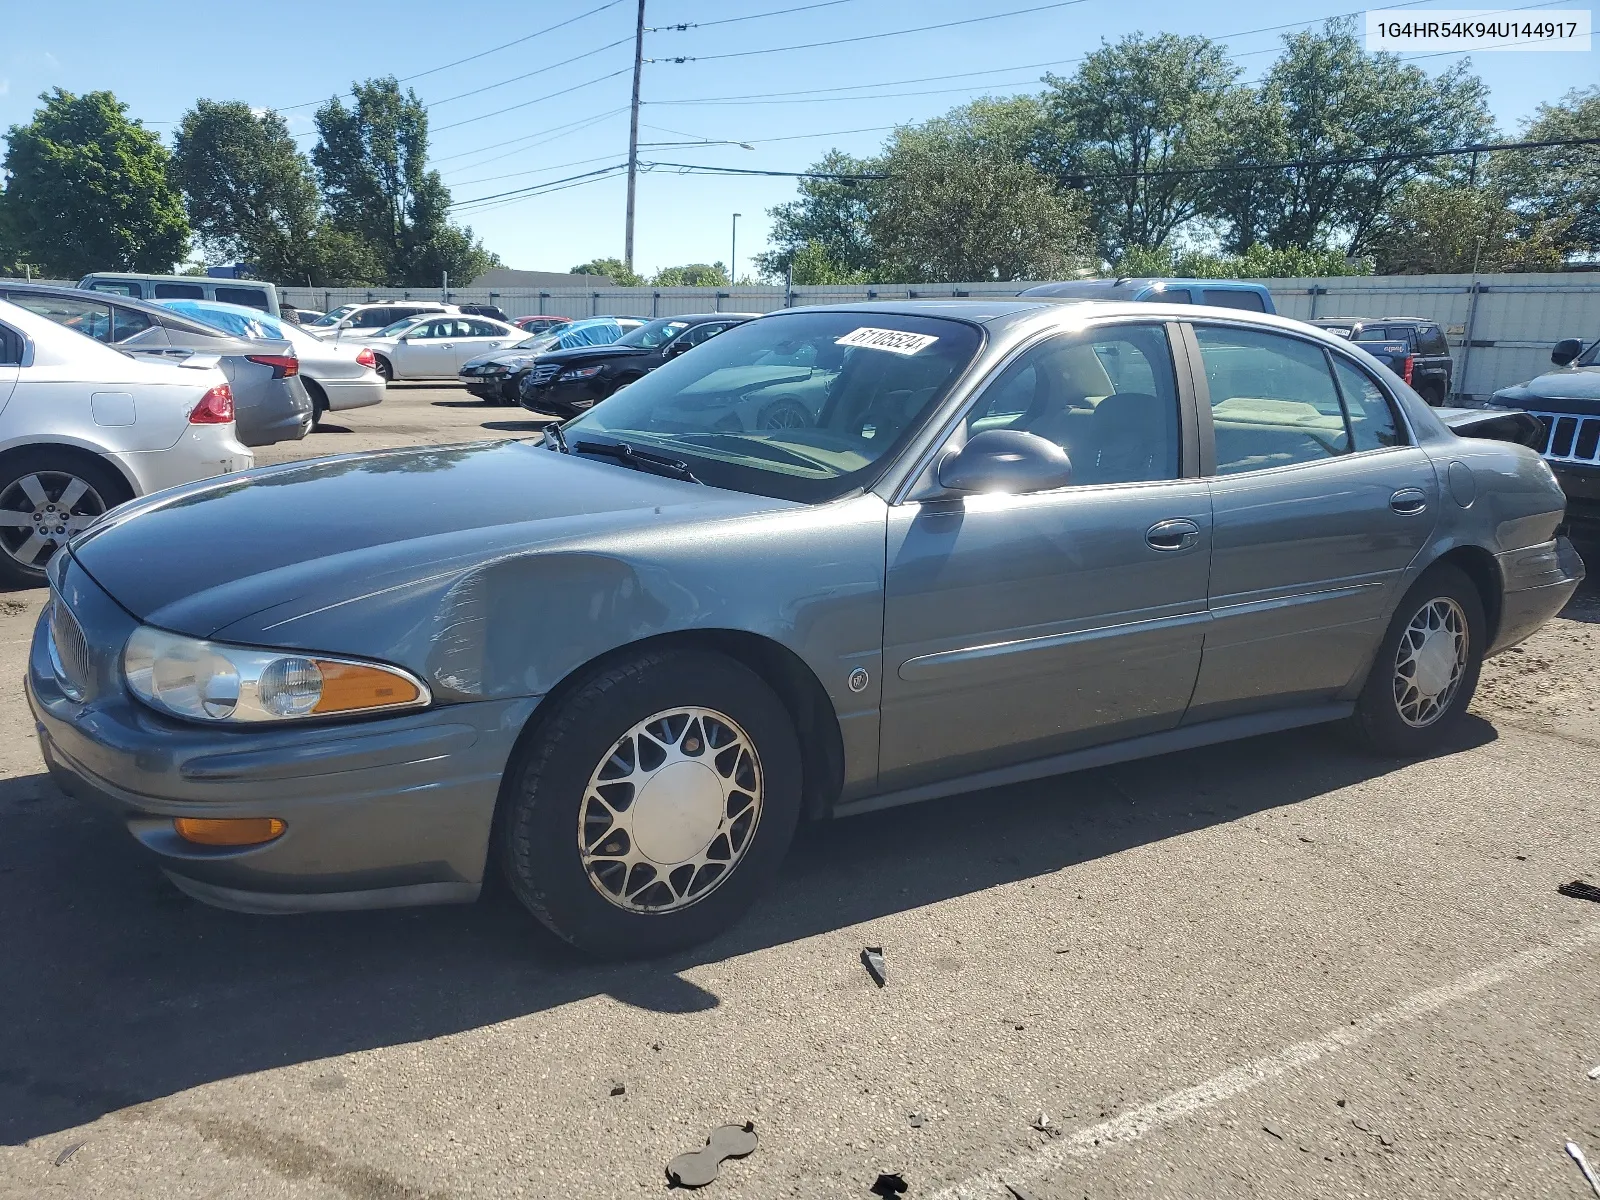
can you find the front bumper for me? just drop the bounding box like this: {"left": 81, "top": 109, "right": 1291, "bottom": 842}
{"left": 517, "top": 380, "right": 605, "bottom": 419}
{"left": 1551, "top": 462, "right": 1600, "bottom": 524}
{"left": 460, "top": 372, "right": 518, "bottom": 401}
{"left": 1488, "top": 536, "right": 1586, "bottom": 655}
{"left": 28, "top": 555, "right": 539, "bottom": 913}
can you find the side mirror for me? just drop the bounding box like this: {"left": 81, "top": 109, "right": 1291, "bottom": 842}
{"left": 1552, "top": 337, "right": 1583, "bottom": 367}
{"left": 937, "top": 429, "right": 1073, "bottom": 495}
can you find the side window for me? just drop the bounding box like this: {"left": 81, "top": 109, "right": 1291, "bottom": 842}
{"left": 88, "top": 281, "right": 140, "bottom": 297}
{"left": 964, "top": 324, "right": 1181, "bottom": 485}
{"left": 0, "top": 321, "right": 22, "bottom": 366}
{"left": 6, "top": 294, "right": 115, "bottom": 342}
{"left": 1202, "top": 288, "right": 1267, "bottom": 312}
{"left": 467, "top": 319, "right": 503, "bottom": 337}
{"left": 354, "top": 308, "right": 389, "bottom": 328}
{"left": 1155, "top": 289, "right": 1192, "bottom": 303}
{"left": 111, "top": 306, "right": 155, "bottom": 342}
{"left": 1421, "top": 324, "right": 1449, "bottom": 356}
{"left": 153, "top": 282, "right": 205, "bottom": 299}
{"left": 215, "top": 287, "right": 269, "bottom": 310}
{"left": 1194, "top": 325, "right": 1351, "bottom": 474}
{"left": 1330, "top": 355, "right": 1406, "bottom": 451}
{"left": 681, "top": 322, "right": 727, "bottom": 347}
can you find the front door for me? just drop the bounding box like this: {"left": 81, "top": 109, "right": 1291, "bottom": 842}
{"left": 879, "top": 321, "right": 1211, "bottom": 788}
{"left": 395, "top": 319, "right": 462, "bottom": 378}
{"left": 1184, "top": 322, "right": 1439, "bottom": 721}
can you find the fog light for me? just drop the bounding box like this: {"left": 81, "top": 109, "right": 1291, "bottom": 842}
{"left": 173, "top": 817, "right": 286, "bottom": 846}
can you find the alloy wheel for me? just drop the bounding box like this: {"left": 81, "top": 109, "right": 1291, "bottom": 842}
{"left": 1392, "top": 596, "right": 1469, "bottom": 728}
{"left": 578, "top": 706, "right": 764, "bottom": 913}
{"left": 0, "top": 472, "right": 108, "bottom": 570}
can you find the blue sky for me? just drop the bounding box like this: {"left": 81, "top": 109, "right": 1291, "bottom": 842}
{"left": 2, "top": 1, "right": 1595, "bottom": 280}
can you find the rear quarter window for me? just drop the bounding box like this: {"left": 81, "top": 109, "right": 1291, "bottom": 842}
{"left": 1202, "top": 289, "right": 1267, "bottom": 312}
{"left": 0, "top": 322, "right": 22, "bottom": 365}
{"left": 215, "top": 287, "right": 269, "bottom": 310}
{"left": 88, "top": 281, "right": 141, "bottom": 297}
{"left": 153, "top": 282, "right": 205, "bottom": 299}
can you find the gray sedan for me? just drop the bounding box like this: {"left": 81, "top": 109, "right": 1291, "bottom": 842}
{"left": 27, "top": 300, "right": 1583, "bottom": 957}
{"left": 0, "top": 283, "right": 310, "bottom": 447}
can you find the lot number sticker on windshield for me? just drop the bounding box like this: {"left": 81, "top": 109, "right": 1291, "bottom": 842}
{"left": 834, "top": 327, "right": 940, "bottom": 355}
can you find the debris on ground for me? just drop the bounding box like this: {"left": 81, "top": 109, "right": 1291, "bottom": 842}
{"left": 610, "top": 1083, "right": 627, "bottom": 1097}
{"left": 665, "top": 1122, "right": 758, "bottom": 1189}
{"left": 870, "top": 1172, "right": 909, "bottom": 1197}
{"left": 908, "top": 1113, "right": 926, "bottom": 1128}
{"left": 1558, "top": 881, "right": 1600, "bottom": 904}
{"left": 1031, "top": 1111, "right": 1053, "bottom": 1133}
{"left": 861, "top": 946, "right": 888, "bottom": 988}
{"left": 1588, "top": 1064, "right": 1600, "bottom": 1081}
{"left": 1004, "top": 1184, "right": 1041, "bottom": 1200}
{"left": 1566, "top": 1141, "right": 1600, "bottom": 1198}
{"left": 52, "top": 1140, "right": 86, "bottom": 1167}
{"left": 1262, "top": 1124, "right": 1285, "bottom": 1140}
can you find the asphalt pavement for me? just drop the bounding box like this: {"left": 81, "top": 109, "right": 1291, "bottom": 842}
{"left": 3, "top": 384, "right": 1598, "bottom": 1200}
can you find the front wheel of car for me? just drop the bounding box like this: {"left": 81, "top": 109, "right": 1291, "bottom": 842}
{"left": 496, "top": 648, "right": 802, "bottom": 958}
{"left": 0, "top": 453, "right": 129, "bottom": 587}
{"left": 1350, "top": 563, "right": 1485, "bottom": 757}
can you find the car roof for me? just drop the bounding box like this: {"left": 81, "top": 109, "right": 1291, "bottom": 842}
{"left": 654, "top": 313, "right": 761, "bottom": 323}
{"left": 1021, "top": 278, "right": 1269, "bottom": 299}
{"left": 1313, "top": 316, "right": 1434, "bottom": 325}
{"left": 0, "top": 280, "right": 240, "bottom": 338}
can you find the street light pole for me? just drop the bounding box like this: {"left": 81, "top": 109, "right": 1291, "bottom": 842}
{"left": 730, "top": 213, "right": 740, "bottom": 288}
{"left": 624, "top": 0, "right": 646, "bottom": 275}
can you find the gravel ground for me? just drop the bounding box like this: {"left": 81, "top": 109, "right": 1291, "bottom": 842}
{"left": 3, "top": 385, "right": 1598, "bottom": 1200}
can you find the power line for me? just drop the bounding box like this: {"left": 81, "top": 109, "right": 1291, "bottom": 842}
{"left": 278, "top": 0, "right": 627, "bottom": 111}
{"left": 641, "top": 160, "right": 889, "bottom": 178}
{"left": 640, "top": 120, "right": 899, "bottom": 145}
{"left": 450, "top": 163, "right": 631, "bottom": 210}
{"left": 433, "top": 106, "right": 629, "bottom": 165}
{"left": 645, "top": 0, "right": 1091, "bottom": 64}
{"left": 648, "top": 0, "right": 862, "bottom": 31}
{"left": 449, "top": 152, "right": 629, "bottom": 190}
{"left": 454, "top": 170, "right": 629, "bottom": 216}
{"left": 427, "top": 35, "right": 633, "bottom": 107}
{"left": 432, "top": 67, "right": 633, "bottom": 133}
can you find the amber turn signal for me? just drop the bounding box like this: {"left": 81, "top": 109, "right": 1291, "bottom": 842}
{"left": 173, "top": 817, "right": 286, "bottom": 846}
{"left": 312, "top": 661, "right": 424, "bottom": 714}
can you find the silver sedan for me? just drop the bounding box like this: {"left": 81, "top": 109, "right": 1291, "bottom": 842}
{"left": 344, "top": 315, "right": 523, "bottom": 382}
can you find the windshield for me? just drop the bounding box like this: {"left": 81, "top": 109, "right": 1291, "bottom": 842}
{"left": 376, "top": 317, "right": 424, "bottom": 338}
{"left": 1577, "top": 338, "right": 1600, "bottom": 367}
{"left": 564, "top": 311, "right": 982, "bottom": 502}
{"left": 615, "top": 318, "right": 690, "bottom": 349}
{"left": 309, "top": 305, "right": 357, "bottom": 327}
{"left": 159, "top": 298, "right": 285, "bottom": 340}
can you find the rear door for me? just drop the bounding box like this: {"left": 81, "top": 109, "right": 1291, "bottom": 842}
{"left": 451, "top": 319, "right": 515, "bottom": 368}
{"left": 1184, "top": 321, "right": 1438, "bottom": 721}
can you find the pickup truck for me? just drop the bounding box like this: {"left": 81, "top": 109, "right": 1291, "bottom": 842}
{"left": 1310, "top": 317, "right": 1454, "bottom": 406}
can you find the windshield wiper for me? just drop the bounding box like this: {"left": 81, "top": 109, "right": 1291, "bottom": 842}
{"left": 574, "top": 439, "right": 700, "bottom": 484}
{"left": 544, "top": 421, "right": 569, "bottom": 453}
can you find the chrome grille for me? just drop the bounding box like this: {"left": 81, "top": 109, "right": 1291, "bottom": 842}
{"left": 528, "top": 363, "right": 561, "bottom": 387}
{"left": 1529, "top": 411, "right": 1600, "bottom": 466}
{"left": 48, "top": 597, "right": 89, "bottom": 702}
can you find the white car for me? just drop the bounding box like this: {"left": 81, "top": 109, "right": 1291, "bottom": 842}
{"left": 157, "top": 299, "right": 386, "bottom": 428}
{"left": 345, "top": 315, "right": 524, "bottom": 383}
{"left": 0, "top": 298, "right": 252, "bottom": 586}
{"left": 302, "top": 302, "right": 455, "bottom": 340}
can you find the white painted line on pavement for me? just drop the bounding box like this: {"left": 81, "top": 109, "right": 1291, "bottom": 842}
{"left": 934, "top": 921, "right": 1600, "bottom": 1200}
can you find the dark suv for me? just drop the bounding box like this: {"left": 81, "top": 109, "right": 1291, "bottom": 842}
{"left": 1494, "top": 335, "right": 1600, "bottom": 527}
{"left": 1310, "top": 317, "right": 1454, "bottom": 405}
{"left": 517, "top": 313, "right": 757, "bottom": 418}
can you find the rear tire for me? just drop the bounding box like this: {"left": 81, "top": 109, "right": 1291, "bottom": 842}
{"left": 495, "top": 648, "right": 802, "bottom": 958}
{"left": 1350, "top": 564, "right": 1484, "bottom": 756}
{"left": 0, "top": 451, "right": 131, "bottom": 587}
{"left": 373, "top": 356, "right": 394, "bottom": 384}
{"left": 304, "top": 379, "right": 328, "bottom": 428}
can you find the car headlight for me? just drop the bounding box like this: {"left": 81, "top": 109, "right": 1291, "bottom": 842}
{"left": 562, "top": 365, "right": 604, "bottom": 380}
{"left": 123, "top": 626, "right": 430, "bottom": 724}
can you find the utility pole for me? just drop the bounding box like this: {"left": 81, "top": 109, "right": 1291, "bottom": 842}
{"left": 624, "top": 0, "right": 646, "bottom": 274}
{"left": 730, "top": 213, "right": 740, "bottom": 288}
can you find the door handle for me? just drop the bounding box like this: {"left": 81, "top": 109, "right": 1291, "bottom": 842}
{"left": 441, "top": 343, "right": 454, "bottom": 349}
{"left": 1146, "top": 518, "right": 1201, "bottom": 551}
{"left": 1390, "top": 488, "right": 1428, "bottom": 515}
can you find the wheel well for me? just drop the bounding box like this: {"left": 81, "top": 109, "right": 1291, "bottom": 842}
{"left": 508, "top": 630, "right": 846, "bottom": 823}
{"left": 0, "top": 442, "right": 137, "bottom": 505}
{"left": 1431, "top": 545, "right": 1502, "bottom": 646}
{"left": 302, "top": 376, "right": 328, "bottom": 407}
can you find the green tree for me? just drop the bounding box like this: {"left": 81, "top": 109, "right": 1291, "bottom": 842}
{"left": 788, "top": 240, "right": 871, "bottom": 284}
{"left": 570, "top": 256, "right": 644, "bottom": 286}
{"left": 312, "top": 77, "right": 496, "bottom": 287}
{"left": 651, "top": 262, "right": 729, "bottom": 287}
{"left": 172, "top": 100, "right": 321, "bottom": 281}
{"left": 1369, "top": 180, "right": 1565, "bottom": 273}
{"left": 753, "top": 150, "right": 881, "bottom": 281}
{"left": 1218, "top": 19, "right": 1493, "bottom": 254}
{"left": 871, "top": 100, "right": 1092, "bottom": 282}
{"left": 1115, "top": 243, "right": 1371, "bottom": 277}
{"left": 1, "top": 88, "right": 189, "bottom": 277}
{"left": 1491, "top": 86, "right": 1600, "bottom": 256}
{"left": 1035, "top": 34, "right": 1239, "bottom": 259}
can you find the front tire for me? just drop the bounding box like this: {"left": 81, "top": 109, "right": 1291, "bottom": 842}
{"left": 1350, "top": 564, "right": 1484, "bottom": 756}
{"left": 496, "top": 648, "right": 802, "bottom": 958}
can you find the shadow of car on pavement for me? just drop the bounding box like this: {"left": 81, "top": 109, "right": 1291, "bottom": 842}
{"left": 0, "top": 717, "right": 1498, "bottom": 1145}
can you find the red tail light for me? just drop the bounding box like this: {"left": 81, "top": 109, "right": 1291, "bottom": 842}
{"left": 246, "top": 353, "right": 300, "bottom": 379}
{"left": 189, "top": 383, "right": 235, "bottom": 425}
{"left": 1401, "top": 355, "right": 1414, "bottom": 385}
{"left": 355, "top": 347, "right": 377, "bottom": 369}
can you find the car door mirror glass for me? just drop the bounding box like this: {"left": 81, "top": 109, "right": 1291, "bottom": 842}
{"left": 1552, "top": 337, "right": 1583, "bottom": 366}
{"left": 937, "top": 428, "right": 1073, "bottom": 495}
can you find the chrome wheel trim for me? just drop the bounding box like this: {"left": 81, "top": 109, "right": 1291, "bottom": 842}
{"left": 1393, "top": 596, "right": 1469, "bottom": 728}
{"left": 759, "top": 400, "right": 811, "bottom": 430}
{"left": 578, "top": 706, "right": 764, "bottom": 914}
{"left": 0, "top": 471, "right": 107, "bottom": 570}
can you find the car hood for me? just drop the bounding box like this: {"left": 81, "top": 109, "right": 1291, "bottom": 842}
{"left": 1494, "top": 366, "right": 1600, "bottom": 412}
{"left": 69, "top": 440, "right": 785, "bottom": 642}
{"left": 461, "top": 347, "right": 543, "bottom": 371}
{"left": 534, "top": 345, "right": 652, "bottom": 367}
